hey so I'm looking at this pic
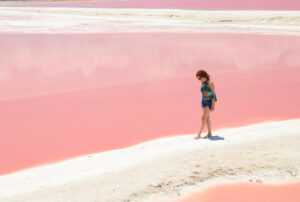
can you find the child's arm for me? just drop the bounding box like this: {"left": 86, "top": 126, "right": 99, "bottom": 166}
{"left": 209, "top": 82, "right": 216, "bottom": 110}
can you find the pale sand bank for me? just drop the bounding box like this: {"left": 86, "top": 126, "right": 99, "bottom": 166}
{"left": 0, "top": 7, "right": 300, "bottom": 34}
{"left": 0, "top": 119, "right": 299, "bottom": 202}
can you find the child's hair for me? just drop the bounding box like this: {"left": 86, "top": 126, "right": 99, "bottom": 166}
{"left": 196, "top": 70, "right": 210, "bottom": 80}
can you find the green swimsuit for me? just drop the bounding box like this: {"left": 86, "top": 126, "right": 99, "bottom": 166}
{"left": 201, "top": 80, "right": 217, "bottom": 101}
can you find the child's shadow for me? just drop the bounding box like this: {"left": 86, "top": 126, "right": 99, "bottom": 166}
{"left": 208, "top": 135, "right": 224, "bottom": 141}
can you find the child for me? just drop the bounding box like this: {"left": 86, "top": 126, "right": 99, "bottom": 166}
{"left": 194, "top": 70, "right": 217, "bottom": 139}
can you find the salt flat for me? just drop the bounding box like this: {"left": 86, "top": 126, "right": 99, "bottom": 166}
{"left": 0, "top": 119, "right": 299, "bottom": 202}
{"left": 0, "top": 7, "right": 300, "bottom": 34}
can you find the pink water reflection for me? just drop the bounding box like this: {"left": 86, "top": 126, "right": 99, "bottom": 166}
{"left": 175, "top": 182, "right": 300, "bottom": 202}
{"left": 5, "top": 0, "right": 300, "bottom": 10}
{"left": 0, "top": 33, "right": 300, "bottom": 176}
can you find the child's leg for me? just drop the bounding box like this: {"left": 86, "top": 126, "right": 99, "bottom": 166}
{"left": 206, "top": 115, "right": 212, "bottom": 136}
{"left": 195, "top": 107, "right": 210, "bottom": 138}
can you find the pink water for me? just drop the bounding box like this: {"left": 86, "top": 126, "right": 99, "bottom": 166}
{"left": 175, "top": 182, "right": 300, "bottom": 202}
{"left": 4, "top": 0, "right": 300, "bottom": 10}
{"left": 0, "top": 33, "right": 300, "bottom": 176}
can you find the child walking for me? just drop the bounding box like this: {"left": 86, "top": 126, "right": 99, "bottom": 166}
{"left": 194, "top": 70, "right": 217, "bottom": 139}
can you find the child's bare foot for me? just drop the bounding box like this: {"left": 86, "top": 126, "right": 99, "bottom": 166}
{"left": 204, "top": 132, "right": 212, "bottom": 138}
{"left": 194, "top": 133, "right": 201, "bottom": 139}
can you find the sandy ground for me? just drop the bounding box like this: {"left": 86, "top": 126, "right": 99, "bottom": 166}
{"left": 0, "top": 119, "right": 299, "bottom": 202}
{"left": 0, "top": 7, "right": 300, "bottom": 34}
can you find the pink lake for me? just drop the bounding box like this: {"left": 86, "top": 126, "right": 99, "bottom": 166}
{"left": 4, "top": 0, "right": 300, "bottom": 10}
{"left": 175, "top": 182, "right": 300, "bottom": 202}
{"left": 0, "top": 32, "right": 300, "bottom": 176}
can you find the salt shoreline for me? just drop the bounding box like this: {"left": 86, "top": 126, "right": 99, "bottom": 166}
{"left": 0, "top": 119, "right": 299, "bottom": 201}
{"left": 0, "top": 7, "right": 300, "bottom": 34}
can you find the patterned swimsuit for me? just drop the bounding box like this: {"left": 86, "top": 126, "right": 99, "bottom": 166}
{"left": 201, "top": 80, "right": 217, "bottom": 109}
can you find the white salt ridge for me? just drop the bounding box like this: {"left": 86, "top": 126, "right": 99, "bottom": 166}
{"left": 0, "top": 8, "right": 300, "bottom": 34}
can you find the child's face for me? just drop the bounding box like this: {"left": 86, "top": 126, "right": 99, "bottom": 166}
{"left": 197, "top": 76, "right": 206, "bottom": 83}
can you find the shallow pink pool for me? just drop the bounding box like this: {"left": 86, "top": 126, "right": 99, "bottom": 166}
{"left": 174, "top": 182, "right": 300, "bottom": 202}
{"left": 4, "top": 0, "right": 300, "bottom": 10}
{"left": 0, "top": 32, "right": 300, "bottom": 176}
